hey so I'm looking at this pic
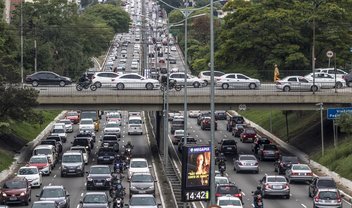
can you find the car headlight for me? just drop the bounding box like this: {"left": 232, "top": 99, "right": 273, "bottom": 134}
{"left": 62, "top": 166, "right": 67, "bottom": 169}
{"left": 77, "top": 165, "right": 82, "bottom": 169}
{"left": 106, "top": 178, "right": 112, "bottom": 181}
{"left": 2, "top": 193, "right": 7, "bottom": 197}
{"left": 59, "top": 200, "right": 66, "bottom": 205}
{"left": 87, "top": 177, "right": 93, "bottom": 181}
{"left": 130, "top": 186, "right": 136, "bottom": 189}
{"left": 20, "top": 192, "right": 25, "bottom": 196}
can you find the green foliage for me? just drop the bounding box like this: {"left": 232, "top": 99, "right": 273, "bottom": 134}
{"left": 0, "top": 149, "right": 14, "bottom": 172}
{"left": 335, "top": 113, "right": 352, "bottom": 135}
{"left": 313, "top": 138, "right": 352, "bottom": 180}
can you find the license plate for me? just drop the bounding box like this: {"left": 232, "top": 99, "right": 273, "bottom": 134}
{"left": 273, "top": 185, "right": 282, "bottom": 189}
{"left": 104, "top": 158, "right": 109, "bottom": 160}
{"left": 299, "top": 173, "right": 306, "bottom": 176}
{"left": 9, "top": 197, "right": 17, "bottom": 200}
{"left": 69, "top": 169, "right": 75, "bottom": 172}
{"left": 139, "top": 191, "right": 146, "bottom": 194}
{"left": 227, "top": 147, "right": 232, "bottom": 150}
{"left": 324, "top": 200, "right": 331, "bottom": 203}
{"left": 96, "top": 182, "right": 103, "bottom": 186}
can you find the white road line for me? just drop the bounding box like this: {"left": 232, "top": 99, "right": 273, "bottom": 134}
{"left": 143, "top": 112, "right": 165, "bottom": 207}
{"left": 49, "top": 183, "right": 51, "bottom": 186}
{"left": 53, "top": 175, "right": 56, "bottom": 178}
{"left": 81, "top": 192, "right": 84, "bottom": 197}
{"left": 76, "top": 205, "right": 79, "bottom": 208}
{"left": 301, "top": 203, "right": 307, "bottom": 208}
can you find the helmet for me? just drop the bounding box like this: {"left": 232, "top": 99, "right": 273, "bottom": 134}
{"left": 257, "top": 186, "right": 261, "bottom": 190}
{"left": 220, "top": 153, "right": 224, "bottom": 157}
{"left": 127, "top": 141, "right": 131, "bottom": 145}
{"left": 116, "top": 154, "right": 120, "bottom": 159}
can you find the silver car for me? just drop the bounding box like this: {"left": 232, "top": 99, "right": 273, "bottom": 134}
{"left": 80, "top": 192, "right": 110, "bottom": 208}
{"left": 129, "top": 172, "right": 156, "bottom": 196}
{"left": 260, "top": 175, "right": 290, "bottom": 198}
{"left": 127, "top": 194, "right": 160, "bottom": 208}
{"left": 233, "top": 154, "right": 259, "bottom": 173}
{"left": 285, "top": 164, "right": 313, "bottom": 183}
{"left": 313, "top": 188, "right": 343, "bottom": 208}
{"left": 215, "top": 176, "right": 230, "bottom": 186}
{"left": 276, "top": 76, "right": 320, "bottom": 92}
{"left": 36, "top": 186, "right": 70, "bottom": 208}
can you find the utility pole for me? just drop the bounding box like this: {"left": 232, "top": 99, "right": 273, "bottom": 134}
{"left": 20, "top": 0, "right": 24, "bottom": 86}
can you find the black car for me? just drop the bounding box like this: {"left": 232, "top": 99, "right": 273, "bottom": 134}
{"left": 86, "top": 165, "right": 112, "bottom": 190}
{"left": 178, "top": 136, "right": 197, "bottom": 152}
{"left": 25, "top": 71, "right": 72, "bottom": 87}
{"left": 77, "top": 131, "right": 96, "bottom": 142}
{"left": 215, "top": 111, "right": 227, "bottom": 120}
{"left": 252, "top": 137, "right": 271, "bottom": 154}
{"left": 36, "top": 185, "right": 70, "bottom": 208}
{"left": 40, "top": 139, "right": 62, "bottom": 154}
{"left": 97, "top": 147, "right": 116, "bottom": 164}
{"left": 72, "top": 137, "right": 92, "bottom": 153}
{"left": 218, "top": 139, "right": 237, "bottom": 155}
{"left": 215, "top": 184, "right": 243, "bottom": 202}
{"left": 274, "top": 155, "right": 299, "bottom": 174}
{"left": 308, "top": 176, "right": 337, "bottom": 197}
{"left": 47, "top": 134, "right": 66, "bottom": 143}
{"left": 197, "top": 112, "right": 211, "bottom": 125}
{"left": 100, "top": 135, "right": 119, "bottom": 152}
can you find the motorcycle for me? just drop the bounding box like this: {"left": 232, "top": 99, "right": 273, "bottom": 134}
{"left": 160, "top": 79, "right": 182, "bottom": 91}
{"left": 114, "top": 161, "right": 125, "bottom": 173}
{"left": 110, "top": 179, "right": 125, "bottom": 199}
{"left": 219, "top": 163, "right": 226, "bottom": 176}
{"left": 113, "top": 197, "right": 124, "bottom": 208}
{"left": 253, "top": 193, "right": 263, "bottom": 208}
{"left": 76, "top": 80, "right": 97, "bottom": 91}
{"left": 124, "top": 147, "right": 132, "bottom": 157}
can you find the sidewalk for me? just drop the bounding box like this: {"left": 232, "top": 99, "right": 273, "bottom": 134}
{"left": 229, "top": 110, "right": 352, "bottom": 203}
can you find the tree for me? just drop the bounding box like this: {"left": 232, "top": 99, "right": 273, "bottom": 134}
{"left": 335, "top": 113, "right": 352, "bottom": 135}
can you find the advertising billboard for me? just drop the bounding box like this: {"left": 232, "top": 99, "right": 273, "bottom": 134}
{"left": 181, "top": 145, "right": 211, "bottom": 202}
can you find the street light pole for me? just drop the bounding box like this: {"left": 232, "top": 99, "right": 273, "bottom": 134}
{"left": 317, "top": 103, "right": 324, "bottom": 156}
{"left": 20, "top": 0, "right": 24, "bottom": 86}
{"left": 183, "top": 1, "right": 189, "bottom": 143}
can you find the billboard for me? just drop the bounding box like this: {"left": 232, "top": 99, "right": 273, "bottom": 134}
{"left": 181, "top": 145, "right": 211, "bottom": 202}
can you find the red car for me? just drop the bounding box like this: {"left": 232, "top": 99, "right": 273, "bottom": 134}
{"left": 65, "top": 111, "right": 80, "bottom": 124}
{"left": 0, "top": 177, "right": 31, "bottom": 205}
{"left": 28, "top": 155, "right": 51, "bottom": 176}
{"left": 240, "top": 127, "right": 257, "bottom": 143}
{"left": 200, "top": 117, "right": 218, "bottom": 130}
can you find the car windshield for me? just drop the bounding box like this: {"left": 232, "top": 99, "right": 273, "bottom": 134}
{"left": 129, "top": 119, "right": 142, "bottom": 124}
{"left": 219, "top": 199, "right": 241, "bottom": 206}
{"left": 32, "top": 203, "right": 56, "bottom": 208}
{"left": 71, "top": 147, "right": 86, "bottom": 153}
{"left": 60, "top": 120, "right": 71, "bottom": 125}
{"left": 131, "top": 161, "right": 148, "bottom": 168}
{"left": 240, "top": 156, "right": 255, "bottom": 161}
{"left": 319, "top": 191, "right": 338, "bottom": 199}
{"left": 3, "top": 180, "right": 27, "bottom": 189}
{"left": 103, "top": 136, "right": 117, "bottom": 141}
{"left": 245, "top": 129, "right": 256, "bottom": 134}
{"left": 83, "top": 194, "right": 107, "bottom": 203}
{"left": 81, "top": 120, "right": 93, "bottom": 125}
{"left": 215, "top": 178, "right": 228, "bottom": 184}
{"left": 41, "top": 188, "right": 64, "bottom": 197}
{"left": 172, "top": 120, "right": 184, "bottom": 125}
{"left": 30, "top": 157, "right": 47, "bottom": 163}
{"left": 267, "top": 177, "right": 286, "bottom": 183}
{"left": 52, "top": 129, "right": 64, "bottom": 133}
{"left": 318, "top": 180, "right": 336, "bottom": 188}
{"left": 292, "top": 165, "right": 310, "bottom": 171}
{"left": 132, "top": 174, "right": 153, "bottom": 182}
{"left": 223, "top": 140, "right": 236, "bottom": 145}
{"left": 34, "top": 149, "right": 51, "bottom": 155}
{"left": 62, "top": 155, "right": 81, "bottom": 163}
{"left": 66, "top": 112, "right": 78, "bottom": 116}
{"left": 264, "top": 145, "right": 278, "bottom": 150}
{"left": 90, "top": 167, "right": 110, "bottom": 174}
{"left": 282, "top": 157, "right": 299, "bottom": 163}
{"left": 19, "top": 168, "right": 38, "bottom": 175}
{"left": 217, "top": 186, "right": 238, "bottom": 194}
{"left": 130, "top": 196, "right": 156, "bottom": 206}
{"left": 106, "top": 123, "right": 119, "bottom": 128}
{"left": 108, "top": 114, "right": 121, "bottom": 118}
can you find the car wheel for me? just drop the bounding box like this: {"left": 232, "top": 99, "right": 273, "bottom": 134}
{"left": 24, "top": 198, "right": 29, "bottom": 206}
{"left": 116, "top": 83, "right": 125, "bottom": 90}
{"left": 311, "top": 85, "right": 318, "bottom": 92}
{"left": 61, "top": 172, "right": 64, "bottom": 177}
{"left": 146, "top": 83, "right": 154, "bottom": 90}
{"left": 222, "top": 83, "right": 229, "bottom": 89}
{"left": 193, "top": 82, "right": 200, "bottom": 88}
{"left": 203, "top": 80, "right": 208, "bottom": 86}
{"left": 285, "top": 194, "right": 290, "bottom": 199}
{"left": 32, "top": 81, "right": 39, "bottom": 87}
{"left": 347, "top": 81, "right": 352, "bottom": 87}
{"left": 249, "top": 83, "right": 256, "bottom": 89}
{"left": 95, "top": 82, "right": 102, "bottom": 88}
{"left": 59, "top": 81, "right": 66, "bottom": 87}
{"left": 335, "top": 82, "right": 343, "bottom": 89}
{"left": 283, "top": 86, "right": 290, "bottom": 92}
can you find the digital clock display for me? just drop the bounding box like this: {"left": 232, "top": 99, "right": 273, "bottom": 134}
{"left": 184, "top": 190, "right": 209, "bottom": 202}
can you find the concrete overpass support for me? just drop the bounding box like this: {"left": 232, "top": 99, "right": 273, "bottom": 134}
{"left": 147, "top": 111, "right": 165, "bottom": 155}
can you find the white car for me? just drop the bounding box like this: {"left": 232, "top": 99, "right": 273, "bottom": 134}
{"left": 70, "top": 146, "right": 89, "bottom": 164}
{"left": 170, "top": 67, "right": 179, "bottom": 73}
{"left": 128, "top": 158, "right": 150, "bottom": 179}
{"left": 170, "top": 46, "right": 177, "bottom": 51}
{"left": 115, "top": 73, "right": 160, "bottom": 90}
{"left": 51, "top": 126, "right": 67, "bottom": 141}
{"left": 304, "top": 72, "right": 346, "bottom": 89}
{"left": 314, "top": 68, "right": 348, "bottom": 79}
{"left": 188, "top": 110, "right": 201, "bottom": 118}
{"left": 217, "top": 196, "right": 243, "bottom": 208}
{"left": 276, "top": 76, "right": 320, "bottom": 92}
{"left": 17, "top": 166, "right": 42, "bottom": 188}
{"left": 59, "top": 119, "right": 73, "bottom": 133}
{"left": 169, "top": 72, "right": 205, "bottom": 88}
{"left": 216, "top": 73, "right": 261, "bottom": 90}
{"left": 128, "top": 194, "right": 160, "bottom": 208}
{"left": 103, "top": 122, "right": 121, "bottom": 138}
{"left": 92, "top": 72, "right": 121, "bottom": 88}
{"left": 198, "top": 70, "right": 225, "bottom": 86}
{"left": 79, "top": 118, "right": 95, "bottom": 132}
{"left": 215, "top": 176, "right": 230, "bottom": 185}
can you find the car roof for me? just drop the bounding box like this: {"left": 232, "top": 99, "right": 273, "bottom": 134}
{"left": 317, "top": 188, "right": 339, "bottom": 192}
{"left": 81, "top": 118, "right": 93, "bottom": 121}
{"left": 84, "top": 192, "right": 107, "bottom": 196}
{"left": 317, "top": 176, "right": 334, "bottom": 180}
{"left": 33, "top": 201, "right": 57, "bottom": 204}
{"left": 43, "top": 185, "right": 64, "bottom": 189}
{"left": 130, "top": 194, "right": 155, "bottom": 198}
{"left": 63, "top": 151, "right": 82, "bottom": 155}
{"left": 90, "top": 165, "right": 110, "bottom": 168}
{"left": 238, "top": 154, "right": 256, "bottom": 158}
{"left": 266, "top": 175, "right": 286, "bottom": 179}
{"left": 35, "top": 145, "right": 54, "bottom": 149}
{"left": 131, "top": 158, "right": 148, "bottom": 162}
{"left": 19, "top": 166, "right": 38, "bottom": 169}
{"left": 217, "top": 196, "right": 241, "bottom": 200}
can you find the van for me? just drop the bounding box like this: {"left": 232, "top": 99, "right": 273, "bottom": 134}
{"left": 60, "top": 151, "right": 85, "bottom": 177}
{"left": 33, "top": 145, "right": 57, "bottom": 168}
{"left": 53, "top": 123, "right": 67, "bottom": 133}
{"left": 128, "top": 116, "right": 143, "bottom": 135}
{"left": 171, "top": 118, "right": 184, "bottom": 134}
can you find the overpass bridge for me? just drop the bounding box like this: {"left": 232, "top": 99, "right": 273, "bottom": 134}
{"left": 36, "top": 85, "right": 352, "bottom": 111}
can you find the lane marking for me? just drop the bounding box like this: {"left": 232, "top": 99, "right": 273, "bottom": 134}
{"left": 301, "top": 204, "right": 307, "bottom": 208}
{"left": 81, "top": 192, "right": 84, "bottom": 197}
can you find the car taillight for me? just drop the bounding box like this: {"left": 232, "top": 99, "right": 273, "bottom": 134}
{"left": 291, "top": 172, "right": 298, "bottom": 175}
{"left": 265, "top": 184, "right": 272, "bottom": 189}
{"left": 254, "top": 162, "right": 258, "bottom": 165}
{"left": 284, "top": 184, "right": 289, "bottom": 189}
{"left": 337, "top": 197, "right": 342, "bottom": 203}
{"left": 234, "top": 193, "right": 241, "bottom": 197}
{"left": 307, "top": 172, "right": 313, "bottom": 176}
{"left": 314, "top": 195, "right": 320, "bottom": 202}
{"left": 215, "top": 193, "right": 221, "bottom": 197}
{"left": 243, "top": 135, "right": 246, "bottom": 138}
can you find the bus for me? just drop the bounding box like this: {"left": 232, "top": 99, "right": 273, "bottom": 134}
{"left": 80, "top": 110, "right": 102, "bottom": 131}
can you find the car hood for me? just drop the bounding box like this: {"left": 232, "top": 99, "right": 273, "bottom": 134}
{"left": 131, "top": 182, "right": 154, "bottom": 189}
{"left": 62, "top": 162, "right": 82, "bottom": 167}
{"left": 18, "top": 174, "right": 40, "bottom": 180}
{"left": 88, "top": 174, "right": 111, "bottom": 179}
{"left": 129, "top": 167, "right": 149, "bottom": 173}
{"left": 67, "top": 116, "right": 78, "bottom": 119}
{"left": 39, "top": 197, "right": 66, "bottom": 203}
{"left": 2, "top": 188, "right": 27, "bottom": 195}
{"left": 82, "top": 203, "right": 109, "bottom": 208}
{"left": 104, "top": 127, "right": 120, "bottom": 131}
{"left": 80, "top": 124, "right": 94, "bottom": 128}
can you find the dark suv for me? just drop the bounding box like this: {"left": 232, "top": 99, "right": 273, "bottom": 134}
{"left": 274, "top": 155, "right": 299, "bottom": 174}
{"left": 97, "top": 147, "right": 116, "bottom": 164}
{"left": 100, "top": 135, "right": 119, "bottom": 152}
{"left": 215, "top": 184, "right": 242, "bottom": 203}
{"left": 200, "top": 117, "right": 217, "bottom": 130}
{"left": 218, "top": 139, "right": 237, "bottom": 155}
{"left": 252, "top": 137, "right": 271, "bottom": 154}
{"left": 215, "top": 111, "right": 227, "bottom": 120}
{"left": 0, "top": 177, "right": 31, "bottom": 205}
{"left": 86, "top": 165, "right": 112, "bottom": 190}
{"left": 308, "top": 176, "right": 337, "bottom": 197}
{"left": 258, "top": 144, "right": 280, "bottom": 161}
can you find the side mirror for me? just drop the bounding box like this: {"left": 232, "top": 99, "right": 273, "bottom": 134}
{"left": 66, "top": 194, "right": 70, "bottom": 197}
{"left": 85, "top": 171, "right": 89, "bottom": 174}
{"left": 148, "top": 165, "right": 152, "bottom": 168}
{"left": 154, "top": 180, "right": 157, "bottom": 182}
{"left": 124, "top": 204, "right": 129, "bottom": 207}
{"left": 36, "top": 194, "right": 40, "bottom": 197}
{"left": 340, "top": 194, "right": 345, "bottom": 198}
{"left": 157, "top": 203, "right": 162, "bottom": 206}
{"left": 79, "top": 200, "right": 83, "bottom": 204}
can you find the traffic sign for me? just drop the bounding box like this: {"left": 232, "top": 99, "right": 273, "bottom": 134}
{"left": 327, "top": 107, "right": 352, "bottom": 120}
{"left": 239, "top": 104, "right": 247, "bottom": 111}
{"left": 326, "top": 51, "right": 334, "bottom": 58}
{"left": 180, "top": 9, "right": 193, "bottom": 18}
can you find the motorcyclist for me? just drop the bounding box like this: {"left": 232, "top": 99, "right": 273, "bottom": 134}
{"left": 110, "top": 176, "right": 125, "bottom": 199}
{"left": 79, "top": 73, "right": 90, "bottom": 87}
{"left": 124, "top": 141, "right": 134, "bottom": 149}
{"left": 218, "top": 155, "right": 226, "bottom": 173}
{"left": 113, "top": 155, "right": 124, "bottom": 173}
{"left": 216, "top": 152, "right": 226, "bottom": 165}
{"left": 253, "top": 186, "right": 263, "bottom": 208}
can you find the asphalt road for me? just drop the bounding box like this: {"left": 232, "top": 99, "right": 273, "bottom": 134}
{"left": 166, "top": 115, "right": 351, "bottom": 208}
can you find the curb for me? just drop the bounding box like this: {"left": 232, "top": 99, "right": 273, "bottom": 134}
{"left": 229, "top": 110, "right": 352, "bottom": 204}
{"left": 0, "top": 111, "right": 66, "bottom": 183}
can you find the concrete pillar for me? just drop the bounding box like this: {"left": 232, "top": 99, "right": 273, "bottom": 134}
{"left": 155, "top": 111, "right": 162, "bottom": 152}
